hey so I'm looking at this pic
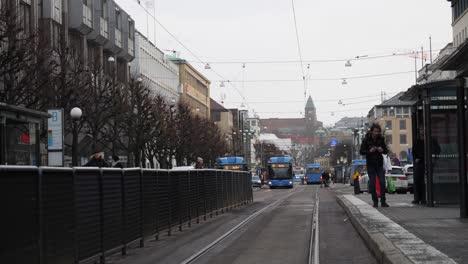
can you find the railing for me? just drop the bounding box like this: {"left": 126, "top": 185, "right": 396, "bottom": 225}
{"left": 100, "top": 17, "right": 109, "bottom": 38}
{"left": 115, "top": 29, "right": 122, "bottom": 48}
{"left": 82, "top": 5, "right": 93, "bottom": 27}
{"left": 0, "top": 166, "right": 252, "bottom": 264}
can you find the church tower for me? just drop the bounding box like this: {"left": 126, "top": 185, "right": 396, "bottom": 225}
{"left": 305, "top": 96, "right": 317, "bottom": 135}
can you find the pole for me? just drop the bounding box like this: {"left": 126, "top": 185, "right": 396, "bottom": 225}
{"left": 414, "top": 53, "right": 418, "bottom": 85}
{"left": 72, "top": 121, "right": 78, "bottom": 166}
{"left": 421, "top": 46, "right": 424, "bottom": 67}
{"left": 429, "top": 36, "right": 433, "bottom": 64}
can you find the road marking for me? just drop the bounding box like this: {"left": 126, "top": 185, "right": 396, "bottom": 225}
{"left": 181, "top": 187, "right": 299, "bottom": 264}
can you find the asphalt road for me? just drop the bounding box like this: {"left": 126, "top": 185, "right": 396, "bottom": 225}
{"left": 110, "top": 184, "right": 376, "bottom": 264}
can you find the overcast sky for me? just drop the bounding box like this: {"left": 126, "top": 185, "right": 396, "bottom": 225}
{"left": 115, "top": 0, "right": 452, "bottom": 126}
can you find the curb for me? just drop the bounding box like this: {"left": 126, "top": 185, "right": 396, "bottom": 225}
{"left": 336, "top": 195, "right": 457, "bottom": 264}
{"left": 336, "top": 195, "right": 411, "bottom": 264}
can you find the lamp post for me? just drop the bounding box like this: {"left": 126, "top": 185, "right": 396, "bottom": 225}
{"left": 70, "top": 107, "right": 82, "bottom": 167}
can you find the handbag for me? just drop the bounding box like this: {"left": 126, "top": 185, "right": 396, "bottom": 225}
{"left": 376, "top": 176, "right": 381, "bottom": 197}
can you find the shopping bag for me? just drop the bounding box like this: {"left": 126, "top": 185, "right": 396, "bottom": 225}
{"left": 387, "top": 176, "right": 395, "bottom": 193}
{"left": 376, "top": 176, "right": 381, "bottom": 197}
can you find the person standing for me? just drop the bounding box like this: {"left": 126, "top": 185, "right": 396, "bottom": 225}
{"left": 360, "top": 123, "right": 389, "bottom": 208}
{"left": 195, "top": 157, "right": 204, "bottom": 169}
{"left": 84, "top": 152, "right": 109, "bottom": 167}
{"left": 321, "top": 170, "right": 331, "bottom": 187}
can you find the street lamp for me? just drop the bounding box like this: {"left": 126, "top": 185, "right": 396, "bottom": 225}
{"left": 70, "top": 107, "right": 82, "bottom": 167}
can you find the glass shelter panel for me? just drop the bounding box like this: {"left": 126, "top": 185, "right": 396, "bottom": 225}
{"left": 429, "top": 88, "right": 459, "bottom": 204}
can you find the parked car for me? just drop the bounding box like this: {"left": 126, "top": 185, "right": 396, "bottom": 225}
{"left": 251, "top": 175, "right": 262, "bottom": 187}
{"left": 403, "top": 164, "right": 414, "bottom": 193}
{"left": 293, "top": 173, "right": 304, "bottom": 182}
{"left": 385, "top": 166, "right": 408, "bottom": 194}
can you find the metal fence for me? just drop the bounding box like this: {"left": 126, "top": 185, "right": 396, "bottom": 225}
{"left": 0, "top": 166, "right": 253, "bottom": 264}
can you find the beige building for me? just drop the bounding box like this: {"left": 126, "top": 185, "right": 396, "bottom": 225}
{"left": 367, "top": 92, "right": 415, "bottom": 161}
{"left": 170, "top": 58, "right": 210, "bottom": 119}
{"left": 210, "top": 99, "right": 233, "bottom": 151}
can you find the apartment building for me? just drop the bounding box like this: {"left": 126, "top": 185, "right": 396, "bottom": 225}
{"left": 367, "top": 92, "right": 415, "bottom": 161}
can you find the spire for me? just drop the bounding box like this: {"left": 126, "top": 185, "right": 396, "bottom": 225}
{"left": 305, "top": 96, "right": 315, "bottom": 110}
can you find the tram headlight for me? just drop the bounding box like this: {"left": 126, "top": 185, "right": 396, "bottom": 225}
{"left": 289, "top": 181, "right": 292, "bottom": 185}
{"left": 269, "top": 181, "right": 272, "bottom": 185}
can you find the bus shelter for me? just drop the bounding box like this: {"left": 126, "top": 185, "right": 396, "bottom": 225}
{"left": 0, "top": 103, "right": 49, "bottom": 166}
{"left": 401, "top": 79, "right": 467, "bottom": 215}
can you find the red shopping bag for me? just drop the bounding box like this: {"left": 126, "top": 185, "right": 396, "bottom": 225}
{"left": 376, "top": 177, "right": 381, "bottom": 197}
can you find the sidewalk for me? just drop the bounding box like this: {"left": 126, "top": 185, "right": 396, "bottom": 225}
{"left": 331, "top": 183, "right": 468, "bottom": 264}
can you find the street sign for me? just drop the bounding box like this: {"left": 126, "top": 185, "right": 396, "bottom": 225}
{"left": 330, "top": 139, "right": 338, "bottom": 147}
{"left": 47, "top": 109, "right": 64, "bottom": 166}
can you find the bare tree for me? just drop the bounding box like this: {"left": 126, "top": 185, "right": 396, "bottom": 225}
{"left": 0, "top": 2, "right": 54, "bottom": 109}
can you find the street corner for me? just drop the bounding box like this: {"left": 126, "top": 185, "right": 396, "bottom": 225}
{"left": 336, "top": 194, "right": 457, "bottom": 264}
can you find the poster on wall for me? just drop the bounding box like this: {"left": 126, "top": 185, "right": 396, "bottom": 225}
{"left": 47, "top": 109, "right": 64, "bottom": 166}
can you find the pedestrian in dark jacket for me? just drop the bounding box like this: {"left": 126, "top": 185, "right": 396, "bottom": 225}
{"left": 111, "top": 155, "right": 123, "bottom": 168}
{"left": 321, "top": 171, "right": 330, "bottom": 187}
{"left": 84, "top": 152, "right": 109, "bottom": 167}
{"left": 360, "top": 123, "right": 389, "bottom": 208}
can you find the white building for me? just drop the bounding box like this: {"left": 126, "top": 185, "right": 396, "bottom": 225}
{"left": 132, "top": 31, "right": 180, "bottom": 101}
{"left": 417, "top": 43, "right": 456, "bottom": 84}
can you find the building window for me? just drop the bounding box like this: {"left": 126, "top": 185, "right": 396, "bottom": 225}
{"left": 400, "top": 134, "right": 407, "bottom": 145}
{"left": 385, "top": 135, "right": 392, "bottom": 145}
{"left": 212, "top": 111, "right": 221, "bottom": 122}
{"left": 115, "top": 9, "right": 121, "bottom": 29}
{"left": 399, "top": 119, "right": 406, "bottom": 130}
{"left": 101, "top": 0, "right": 108, "bottom": 18}
{"left": 19, "top": 2, "right": 31, "bottom": 37}
{"left": 385, "top": 120, "right": 392, "bottom": 130}
{"left": 128, "top": 20, "right": 135, "bottom": 39}
{"left": 389, "top": 107, "right": 395, "bottom": 116}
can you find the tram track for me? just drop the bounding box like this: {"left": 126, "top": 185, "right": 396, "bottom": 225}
{"left": 182, "top": 185, "right": 320, "bottom": 264}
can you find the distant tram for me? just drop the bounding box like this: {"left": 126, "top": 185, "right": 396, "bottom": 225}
{"left": 267, "top": 157, "right": 294, "bottom": 189}
{"left": 216, "top": 157, "right": 248, "bottom": 171}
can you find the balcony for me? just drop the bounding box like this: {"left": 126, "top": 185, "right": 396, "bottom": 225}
{"left": 115, "top": 29, "right": 122, "bottom": 48}
{"left": 128, "top": 38, "right": 134, "bottom": 56}
{"left": 82, "top": 5, "right": 92, "bottom": 28}
{"left": 100, "top": 17, "right": 108, "bottom": 39}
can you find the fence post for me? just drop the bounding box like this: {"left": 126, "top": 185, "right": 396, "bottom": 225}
{"left": 139, "top": 169, "right": 145, "bottom": 248}
{"left": 98, "top": 168, "right": 106, "bottom": 264}
{"left": 120, "top": 169, "right": 127, "bottom": 256}
{"left": 38, "top": 167, "right": 44, "bottom": 264}
{"left": 203, "top": 171, "right": 208, "bottom": 221}
{"left": 155, "top": 170, "right": 160, "bottom": 241}
{"left": 196, "top": 170, "right": 200, "bottom": 224}
{"left": 187, "top": 170, "right": 192, "bottom": 228}
{"left": 168, "top": 171, "right": 172, "bottom": 236}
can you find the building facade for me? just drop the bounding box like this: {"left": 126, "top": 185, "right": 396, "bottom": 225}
{"left": 170, "top": 58, "right": 210, "bottom": 119}
{"left": 210, "top": 98, "right": 233, "bottom": 152}
{"left": 367, "top": 92, "right": 415, "bottom": 162}
{"left": 132, "top": 31, "right": 180, "bottom": 101}
{"left": 40, "top": 0, "right": 135, "bottom": 81}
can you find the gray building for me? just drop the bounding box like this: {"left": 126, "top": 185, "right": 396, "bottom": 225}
{"left": 40, "top": 0, "right": 135, "bottom": 82}
{"left": 132, "top": 31, "right": 180, "bottom": 101}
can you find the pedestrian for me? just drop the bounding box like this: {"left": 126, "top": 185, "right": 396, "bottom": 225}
{"left": 360, "top": 123, "right": 389, "bottom": 208}
{"left": 84, "top": 151, "right": 109, "bottom": 167}
{"left": 111, "top": 155, "right": 123, "bottom": 168}
{"left": 353, "top": 169, "right": 361, "bottom": 194}
{"left": 412, "top": 130, "right": 441, "bottom": 204}
{"left": 321, "top": 170, "right": 330, "bottom": 187}
{"left": 195, "top": 157, "right": 204, "bottom": 169}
